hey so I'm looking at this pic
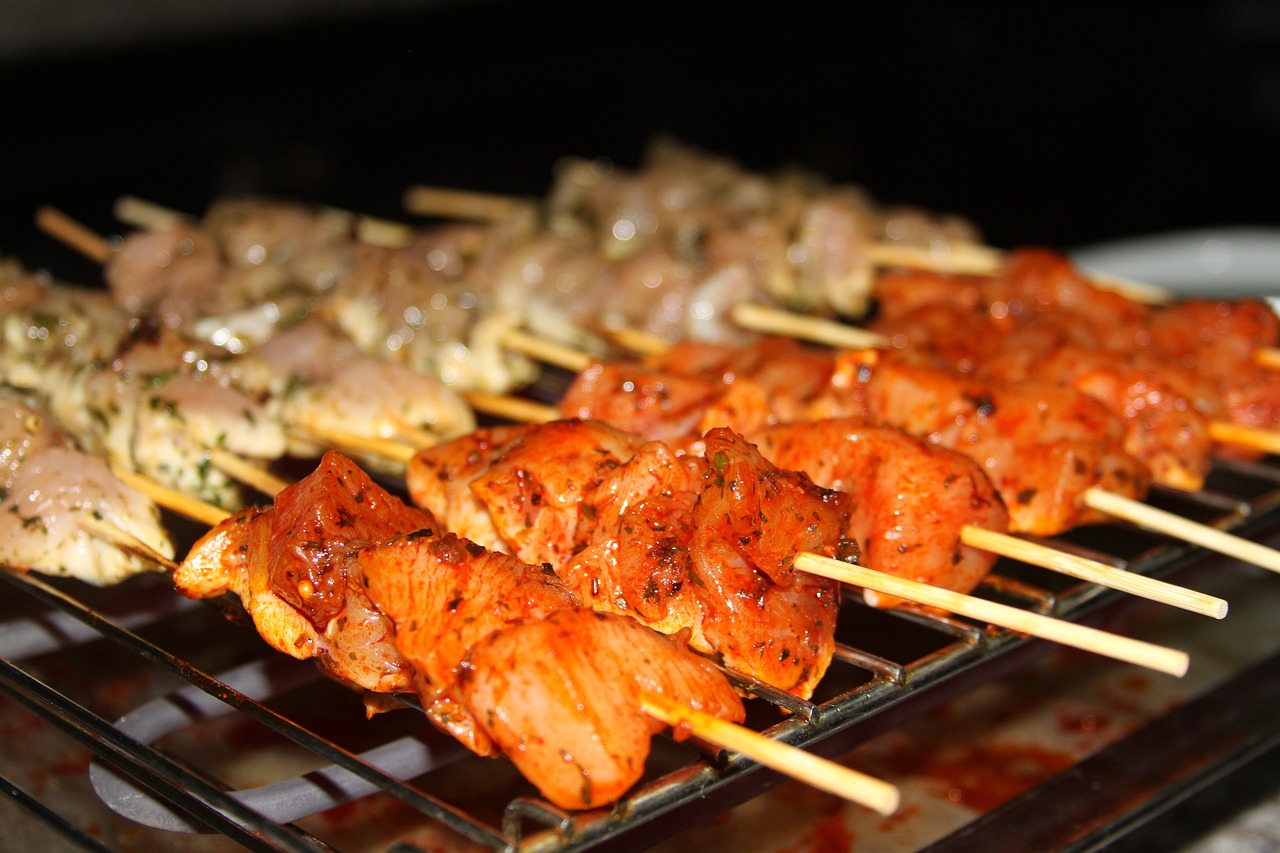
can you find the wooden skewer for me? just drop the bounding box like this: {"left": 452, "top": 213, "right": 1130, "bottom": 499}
{"left": 34, "top": 206, "right": 113, "bottom": 264}
{"left": 865, "top": 241, "right": 1005, "bottom": 277}
{"left": 499, "top": 329, "right": 596, "bottom": 373}
{"left": 731, "top": 303, "right": 888, "bottom": 350}
{"left": 463, "top": 391, "right": 560, "bottom": 425}
{"left": 638, "top": 691, "right": 900, "bottom": 815}
{"left": 75, "top": 515, "right": 180, "bottom": 574}
{"left": 1083, "top": 487, "right": 1280, "bottom": 575}
{"left": 288, "top": 423, "right": 417, "bottom": 466}
{"left": 600, "top": 326, "right": 673, "bottom": 358}
{"left": 402, "top": 186, "right": 533, "bottom": 223}
{"left": 386, "top": 414, "right": 441, "bottom": 450}
{"left": 1208, "top": 420, "right": 1280, "bottom": 456}
{"left": 1256, "top": 347, "right": 1280, "bottom": 371}
{"left": 207, "top": 450, "right": 293, "bottom": 499}
{"left": 960, "top": 527, "right": 1226, "bottom": 619}
{"left": 113, "top": 195, "right": 188, "bottom": 231}
{"left": 1076, "top": 268, "right": 1177, "bottom": 306}
{"left": 108, "top": 464, "right": 231, "bottom": 527}
{"left": 795, "top": 552, "right": 1189, "bottom": 677}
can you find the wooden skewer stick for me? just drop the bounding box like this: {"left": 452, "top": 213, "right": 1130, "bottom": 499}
{"left": 1076, "top": 268, "right": 1177, "bottom": 307}
{"left": 118, "top": 464, "right": 900, "bottom": 815}
{"left": 34, "top": 206, "right": 113, "bottom": 264}
{"left": 960, "top": 526, "right": 1226, "bottom": 619}
{"left": 1208, "top": 420, "right": 1280, "bottom": 456}
{"left": 386, "top": 414, "right": 441, "bottom": 450}
{"left": 288, "top": 423, "right": 417, "bottom": 466}
{"left": 108, "top": 464, "right": 231, "bottom": 527}
{"left": 638, "top": 691, "right": 900, "bottom": 815}
{"left": 113, "top": 195, "right": 189, "bottom": 231}
{"left": 1083, "top": 487, "right": 1280, "bottom": 575}
{"left": 402, "top": 186, "right": 535, "bottom": 222}
{"left": 1256, "top": 347, "right": 1280, "bottom": 371}
{"left": 795, "top": 552, "right": 1189, "bottom": 677}
{"left": 600, "top": 326, "right": 672, "bottom": 358}
{"left": 865, "top": 241, "right": 1006, "bottom": 277}
{"left": 500, "top": 329, "right": 596, "bottom": 373}
{"left": 75, "top": 516, "right": 180, "bottom": 574}
{"left": 731, "top": 303, "right": 888, "bottom": 350}
{"left": 463, "top": 392, "right": 560, "bottom": 425}
{"left": 207, "top": 450, "right": 293, "bottom": 499}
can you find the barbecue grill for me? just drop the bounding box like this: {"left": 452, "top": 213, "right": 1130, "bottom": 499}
{"left": 2, "top": 3, "right": 1279, "bottom": 850}
{"left": 2, "top": 430, "right": 1280, "bottom": 852}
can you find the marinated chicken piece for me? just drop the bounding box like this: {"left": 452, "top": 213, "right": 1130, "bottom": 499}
{"left": 105, "top": 221, "right": 226, "bottom": 326}
{"left": 688, "top": 428, "right": 846, "bottom": 696}
{"left": 1144, "top": 298, "right": 1280, "bottom": 433}
{"left": 177, "top": 507, "right": 323, "bottom": 663}
{"left": 976, "top": 327, "right": 1213, "bottom": 491}
{"left": 411, "top": 420, "right": 850, "bottom": 698}
{"left": 458, "top": 608, "right": 745, "bottom": 810}
{"left": 320, "top": 241, "right": 537, "bottom": 394}
{"left": 235, "top": 318, "right": 476, "bottom": 464}
{"left": 790, "top": 191, "right": 876, "bottom": 317}
{"left": 267, "top": 451, "right": 438, "bottom": 630}
{"left": 203, "top": 197, "right": 360, "bottom": 293}
{"left": 559, "top": 338, "right": 837, "bottom": 444}
{"left": 751, "top": 419, "right": 1009, "bottom": 606}
{"left": 0, "top": 392, "right": 174, "bottom": 585}
{"left": 463, "top": 419, "right": 643, "bottom": 568}
{"left": 403, "top": 424, "right": 528, "bottom": 550}
{"left": 810, "top": 350, "right": 1152, "bottom": 536}
{"left": 41, "top": 324, "right": 287, "bottom": 509}
{"left": 873, "top": 309, "right": 1215, "bottom": 491}
{"left": 1, "top": 271, "right": 136, "bottom": 388}
{"left": 560, "top": 440, "right": 705, "bottom": 638}
{"left": 647, "top": 336, "right": 838, "bottom": 424}
{"left": 175, "top": 452, "right": 436, "bottom": 696}
{"left": 357, "top": 532, "right": 580, "bottom": 754}
{"left": 987, "top": 249, "right": 1154, "bottom": 344}
{"left": 107, "top": 219, "right": 310, "bottom": 349}
{"left": 559, "top": 360, "right": 723, "bottom": 445}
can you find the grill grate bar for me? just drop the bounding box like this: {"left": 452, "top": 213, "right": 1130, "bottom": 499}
{"left": 0, "top": 771, "right": 115, "bottom": 853}
{"left": 4, "top": 455, "right": 1280, "bottom": 850}
{"left": 0, "top": 572, "right": 513, "bottom": 851}
{"left": 0, "top": 658, "right": 326, "bottom": 852}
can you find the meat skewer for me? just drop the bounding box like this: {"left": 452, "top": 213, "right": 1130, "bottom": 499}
{"left": 402, "top": 417, "right": 1189, "bottom": 676}
{"left": 144, "top": 450, "right": 901, "bottom": 813}
{"left": 719, "top": 313, "right": 1280, "bottom": 574}
{"left": 25, "top": 212, "right": 478, "bottom": 477}
{"left": 483, "top": 333, "right": 1243, "bottom": 607}
{"left": 1, "top": 389, "right": 175, "bottom": 585}
{"left": 241, "top": 391, "right": 1228, "bottom": 624}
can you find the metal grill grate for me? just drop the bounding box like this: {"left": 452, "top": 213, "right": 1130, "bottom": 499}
{"left": 2, "top": 456, "right": 1280, "bottom": 851}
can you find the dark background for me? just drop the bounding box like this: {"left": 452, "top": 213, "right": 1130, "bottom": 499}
{"left": 1, "top": 1, "right": 1277, "bottom": 283}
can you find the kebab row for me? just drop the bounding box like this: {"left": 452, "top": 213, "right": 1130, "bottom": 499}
{"left": 5, "top": 159, "right": 1274, "bottom": 824}
{"left": 70, "top": 138, "right": 990, "bottom": 397}
{"left": 1, "top": 258, "right": 475, "bottom": 511}
{"left": 0, "top": 352, "right": 1200, "bottom": 816}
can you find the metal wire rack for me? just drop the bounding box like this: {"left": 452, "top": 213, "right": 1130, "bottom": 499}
{"left": 2, "top": 456, "right": 1280, "bottom": 852}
